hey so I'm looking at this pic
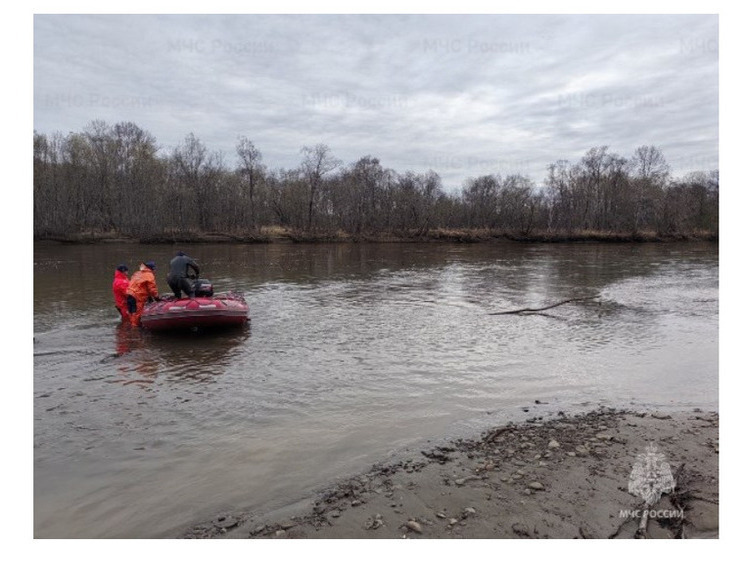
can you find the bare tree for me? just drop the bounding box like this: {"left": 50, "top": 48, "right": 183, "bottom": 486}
{"left": 462, "top": 175, "right": 499, "bottom": 228}
{"left": 629, "top": 146, "right": 669, "bottom": 232}
{"left": 631, "top": 146, "right": 670, "bottom": 184}
{"left": 497, "top": 174, "right": 534, "bottom": 233}
{"left": 33, "top": 123, "right": 718, "bottom": 240}
{"left": 236, "top": 136, "right": 265, "bottom": 230}
{"left": 300, "top": 144, "right": 341, "bottom": 231}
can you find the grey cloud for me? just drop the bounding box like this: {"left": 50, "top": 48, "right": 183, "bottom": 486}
{"left": 34, "top": 14, "right": 718, "bottom": 189}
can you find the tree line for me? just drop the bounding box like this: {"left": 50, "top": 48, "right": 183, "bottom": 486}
{"left": 33, "top": 120, "right": 718, "bottom": 240}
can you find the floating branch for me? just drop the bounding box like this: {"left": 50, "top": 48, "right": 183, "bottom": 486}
{"left": 488, "top": 294, "right": 601, "bottom": 315}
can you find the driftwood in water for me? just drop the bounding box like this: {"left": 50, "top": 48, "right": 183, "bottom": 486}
{"left": 488, "top": 294, "right": 600, "bottom": 315}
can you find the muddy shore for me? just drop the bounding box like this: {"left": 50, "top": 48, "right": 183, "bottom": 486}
{"left": 182, "top": 407, "right": 718, "bottom": 540}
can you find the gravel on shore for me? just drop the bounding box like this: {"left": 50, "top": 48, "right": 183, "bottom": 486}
{"left": 182, "top": 407, "right": 718, "bottom": 539}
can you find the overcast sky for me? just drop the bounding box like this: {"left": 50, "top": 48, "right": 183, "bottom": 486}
{"left": 33, "top": 14, "right": 718, "bottom": 189}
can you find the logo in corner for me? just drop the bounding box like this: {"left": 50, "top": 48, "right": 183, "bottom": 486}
{"left": 628, "top": 444, "right": 675, "bottom": 505}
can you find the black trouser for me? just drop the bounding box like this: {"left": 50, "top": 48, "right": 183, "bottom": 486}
{"left": 167, "top": 276, "right": 194, "bottom": 299}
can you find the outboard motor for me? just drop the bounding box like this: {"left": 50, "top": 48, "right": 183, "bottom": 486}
{"left": 193, "top": 279, "right": 214, "bottom": 297}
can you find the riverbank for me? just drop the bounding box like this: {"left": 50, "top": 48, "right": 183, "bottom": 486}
{"left": 182, "top": 408, "right": 718, "bottom": 539}
{"left": 34, "top": 227, "right": 718, "bottom": 245}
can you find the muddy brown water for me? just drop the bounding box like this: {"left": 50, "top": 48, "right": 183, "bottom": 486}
{"left": 33, "top": 241, "right": 718, "bottom": 538}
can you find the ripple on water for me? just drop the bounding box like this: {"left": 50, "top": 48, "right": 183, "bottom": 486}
{"left": 34, "top": 242, "right": 718, "bottom": 537}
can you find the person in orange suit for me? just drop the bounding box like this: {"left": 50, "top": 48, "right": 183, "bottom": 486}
{"left": 112, "top": 263, "right": 130, "bottom": 322}
{"left": 126, "top": 261, "right": 159, "bottom": 327}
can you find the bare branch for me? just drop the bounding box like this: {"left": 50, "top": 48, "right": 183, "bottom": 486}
{"left": 488, "top": 295, "right": 601, "bottom": 315}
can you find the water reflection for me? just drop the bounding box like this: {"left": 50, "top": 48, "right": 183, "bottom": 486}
{"left": 113, "top": 323, "right": 143, "bottom": 356}
{"left": 109, "top": 324, "right": 251, "bottom": 386}
{"left": 146, "top": 325, "right": 251, "bottom": 381}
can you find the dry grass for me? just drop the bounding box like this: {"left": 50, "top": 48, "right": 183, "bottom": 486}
{"left": 36, "top": 227, "right": 718, "bottom": 245}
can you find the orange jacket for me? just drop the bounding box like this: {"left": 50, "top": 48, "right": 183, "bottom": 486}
{"left": 126, "top": 269, "right": 158, "bottom": 302}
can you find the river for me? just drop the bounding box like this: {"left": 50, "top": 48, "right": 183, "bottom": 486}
{"left": 33, "top": 241, "right": 718, "bottom": 538}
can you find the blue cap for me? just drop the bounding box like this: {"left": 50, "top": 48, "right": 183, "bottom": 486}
{"left": 145, "top": 261, "right": 156, "bottom": 270}
{"left": 116, "top": 264, "right": 128, "bottom": 272}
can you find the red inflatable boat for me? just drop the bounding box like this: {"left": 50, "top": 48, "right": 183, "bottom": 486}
{"left": 140, "top": 280, "right": 249, "bottom": 331}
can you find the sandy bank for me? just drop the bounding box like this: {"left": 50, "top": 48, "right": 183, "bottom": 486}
{"left": 183, "top": 408, "right": 718, "bottom": 539}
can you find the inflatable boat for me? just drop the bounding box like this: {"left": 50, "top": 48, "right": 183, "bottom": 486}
{"left": 140, "top": 279, "right": 249, "bottom": 331}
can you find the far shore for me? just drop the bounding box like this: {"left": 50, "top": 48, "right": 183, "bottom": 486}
{"left": 182, "top": 407, "right": 719, "bottom": 540}
{"left": 34, "top": 228, "right": 718, "bottom": 246}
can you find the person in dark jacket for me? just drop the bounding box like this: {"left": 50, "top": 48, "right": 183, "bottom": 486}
{"left": 167, "top": 251, "right": 200, "bottom": 299}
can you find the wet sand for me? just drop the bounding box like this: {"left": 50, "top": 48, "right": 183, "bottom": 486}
{"left": 182, "top": 407, "right": 718, "bottom": 539}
